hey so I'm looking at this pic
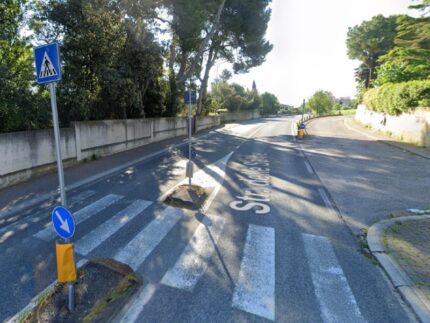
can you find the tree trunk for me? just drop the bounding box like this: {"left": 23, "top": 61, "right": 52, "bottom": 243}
{"left": 178, "top": 0, "right": 226, "bottom": 83}
{"left": 197, "top": 45, "right": 218, "bottom": 115}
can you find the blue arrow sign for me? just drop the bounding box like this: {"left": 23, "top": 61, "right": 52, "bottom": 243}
{"left": 52, "top": 206, "right": 75, "bottom": 239}
{"left": 34, "top": 42, "right": 62, "bottom": 84}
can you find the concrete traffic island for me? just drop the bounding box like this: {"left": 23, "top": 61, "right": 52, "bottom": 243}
{"left": 14, "top": 259, "right": 142, "bottom": 323}
{"left": 367, "top": 211, "right": 430, "bottom": 323}
{"left": 164, "top": 184, "right": 209, "bottom": 210}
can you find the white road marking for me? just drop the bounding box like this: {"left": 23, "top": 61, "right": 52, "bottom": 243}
{"left": 114, "top": 206, "right": 183, "bottom": 270}
{"left": 75, "top": 199, "right": 152, "bottom": 256}
{"left": 232, "top": 224, "right": 275, "bottom": 321}
{"left": 158, "top": 152, "right": 233, "bottom": 204}
{"left": 34, "top": 194, "right": 123, "bottom": 241}
{"left": 161, "top": 215, "right": 226, "bottom": 291}
{"left": 304, "top": 161, "right": 314, "bottom": 174}
{"left": 117, "top": 283, "right": 157, "bottom": 323}
{"left": 302, "top": 234, "right": 365, "bottom": 323}
{"left": 318, "top": 188, "right": 336, "bottom": 215}
{"left": 0, "top": 190, "right": 97, "bottom": 239}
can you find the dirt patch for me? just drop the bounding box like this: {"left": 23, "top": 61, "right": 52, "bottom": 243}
{"left": 20, "top": 259, "right": 142, "bottom": 323}
{"left": 164, "top": 184, "right": 209, "bottom": 210}
{"left": 384, "top": 219, "right": 430, "bottom": 300}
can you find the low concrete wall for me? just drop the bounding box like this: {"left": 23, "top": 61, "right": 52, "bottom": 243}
{"left": 0, "top": 128, "right": 76, "bottom": 188}
{"left": 0, "top": 111, "right": 261, "bottom": 189}
{"left": 74, "top": 119, "right": 152, "bottom": 161}
{"left": 219, "top": 110, "right": 260, "bottom": 123}
{"left": 355, "top": 105, "right": 430, "bottom": 147}
{"left": 152, "top": 117, "right": 187, "bottom": 143}
{"left": 196, "top": 116, "right": 221, "bottom": 132}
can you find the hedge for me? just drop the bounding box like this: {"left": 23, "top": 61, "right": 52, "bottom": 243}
{"left": 362, "top": 80, "right": 430, "bottom": 115}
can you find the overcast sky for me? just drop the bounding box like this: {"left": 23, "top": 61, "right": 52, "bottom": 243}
{"left": 212, "top": 0, "right": 415, "bottom": 106}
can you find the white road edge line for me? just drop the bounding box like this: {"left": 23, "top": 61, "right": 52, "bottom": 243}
{"left": 161, "top": 215, "right": 226, "bottom": 291}
{"left": 304, "top": 161, "right": 314, "bottom": 174}
{"left": 117, "top": 283, "right": 157, "bottom": 323}
{"left": 302, "top": 233, "right": 365, "bottom": 323}
{"left": 232, "top": 224, "right": 275, "bottom": 321}
{"left": 318, "top": 188, "right": 336, "bottom": 215}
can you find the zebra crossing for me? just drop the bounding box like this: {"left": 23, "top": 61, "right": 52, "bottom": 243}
{"left": 30, "top": 189, "right": 365, "bottom": 322}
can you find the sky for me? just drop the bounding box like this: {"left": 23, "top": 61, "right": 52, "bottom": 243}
{"left": 212, "top": 0, "right": 415, "bottom": 106}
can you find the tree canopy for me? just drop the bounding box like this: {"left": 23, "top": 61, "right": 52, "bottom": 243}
{"left": 307, "top": 91, "right": 335, "bottom": 115}
{"left": 346, "top": 15, "right": 398, "bottom": 89}
{"left": 0, "top": 0, "right": 273, "bottom": 132}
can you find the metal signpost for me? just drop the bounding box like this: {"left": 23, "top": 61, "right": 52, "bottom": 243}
{"left": 34, "top": 42, "right": 76, "bottom": 312}
{"left": 302, "top": 99, "right": 305, "bottom": 123}
{"left": 184, "top": 87, "right": 197, "bottom": 187}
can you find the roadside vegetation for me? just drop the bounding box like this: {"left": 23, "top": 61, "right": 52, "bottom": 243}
{"left": 0, "top": 0, "right": 282, "bottom": 133}
{"left": 346, "top": 0, "right": 430, "bottom": 115}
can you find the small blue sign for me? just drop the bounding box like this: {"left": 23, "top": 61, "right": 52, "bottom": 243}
{"left": 184, "top": 90, "right": 197, "bottom": 104}
{"left": 34, "top": 42, "right": 62, "bottom": 84}
{"left": 52, "top": 206, "right": 75, "bottom": 239}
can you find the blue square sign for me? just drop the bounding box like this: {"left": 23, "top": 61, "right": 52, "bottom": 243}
{"left": 34, "top": 42, "right": 62, "bottom": 84}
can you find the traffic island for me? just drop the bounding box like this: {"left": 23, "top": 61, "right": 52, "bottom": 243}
{"left": 164, "top": 184, "right": 209, "bottom": 210}
{"left": 367, "top": 211, "right": 430, "bottom": 322}
{"left": 17, "top": 259, "right": 142, "bottom": 323}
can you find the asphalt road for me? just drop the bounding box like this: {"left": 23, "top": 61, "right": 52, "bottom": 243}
{"left": 0, "top": 116, "right": 416, "bottom": 322}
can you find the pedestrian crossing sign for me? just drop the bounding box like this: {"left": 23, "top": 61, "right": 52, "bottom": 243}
{"left": 34, "top": 42, "right": 62, "bottom": 84}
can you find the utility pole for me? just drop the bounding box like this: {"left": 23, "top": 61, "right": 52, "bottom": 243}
{"left": 302, "top": 99, "right": 305, "bottom": 123}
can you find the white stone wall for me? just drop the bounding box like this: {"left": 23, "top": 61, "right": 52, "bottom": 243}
{"left": 355, "top": 105, "right": 430, "bottom": 147}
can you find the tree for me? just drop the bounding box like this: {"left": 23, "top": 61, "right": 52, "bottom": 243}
{"left": 307, "top": 91, "right": 335, "bottom": 115}
{"left": 347, "top": 15, "right": 398, "bottom": 88}
{"left": 219, "top": 69, "right": 232, "bottom": 82}
{"left": 210, "top": 79, "right": 262, "bottom": 113}
{"left": 261, "top": 92, "right": 280, "bottom": 115}
{"left": 196, "top": 0, "right": 273, "bottom": 115}
{"left": 34, "top": 0, "right": 165, "bottom": 124}
{"left": 375, "top": 14, "right": 430, "bottom": 84}
{"left": 159, "top": 0, "right": 227, "bottom": 116}
{"left": 0, "top": 0, "right": 51, "bottom": 132}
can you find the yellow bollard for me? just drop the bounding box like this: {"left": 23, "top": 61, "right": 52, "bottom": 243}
{"left": 56, "top": 242, "right": 77, "bottom": 283}
{"left": 298, "top": 128, "right": 305, "bottom": 139}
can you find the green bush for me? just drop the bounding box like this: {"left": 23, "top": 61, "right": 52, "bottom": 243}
{"left": 362, "top": 80, "right": 430, "bottom": 115}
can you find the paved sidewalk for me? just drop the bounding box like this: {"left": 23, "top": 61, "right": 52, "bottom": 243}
{"left": 368, "top": 212, "right": 430, "bottom": 323}
{"left": 0, "top": 133, "right": 188, "bottom": 218}
{"left": 344, "top": 117, "right": 430, "bottom": 160}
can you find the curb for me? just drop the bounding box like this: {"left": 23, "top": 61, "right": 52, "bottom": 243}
{"left": 367, "top": 215, "right": 430, "bottom": 323}
{"left": 6, "top": 258, "right": 89, "bottom": 323}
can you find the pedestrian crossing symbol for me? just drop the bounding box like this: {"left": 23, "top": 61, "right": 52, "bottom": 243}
{"left": 39, "top": 51, "right": 57, "bottom": 78}
{"left": 34, "top": 42, "right": 62, "bottom": 84}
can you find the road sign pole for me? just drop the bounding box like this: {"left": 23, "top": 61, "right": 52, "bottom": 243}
{"left": 188, "top": 84, "right": 192, "bottom": 187}
{"left": 49, "top": 82, "right": 75, "bottom": 312}
{"left": 302, "top": 99, "right": 305, "bottom": 123}
{"left": 49, "top": 82, "right": 67, "bottom": 208}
